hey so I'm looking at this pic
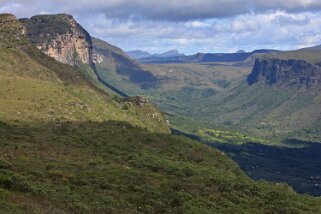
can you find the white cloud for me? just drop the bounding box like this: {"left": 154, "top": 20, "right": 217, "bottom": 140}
{"left": 1, "top": 1, "right": 321, "bottom": 53}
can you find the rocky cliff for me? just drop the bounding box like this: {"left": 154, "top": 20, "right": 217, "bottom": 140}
{"left": 21, "top": 14, "right": 93, "bottom": 67}
{"left": 247, "top": 58, "right": 321, "bottom": 90}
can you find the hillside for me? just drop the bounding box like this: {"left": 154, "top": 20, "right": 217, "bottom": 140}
{"left": 2, "top": 13, "right": 321, "bottom": 213}
{"left": 20, "top": 14, "right": 119, "bottom": 96}
{"left": 93, "top": 37, "right": 158, "bottom": 91}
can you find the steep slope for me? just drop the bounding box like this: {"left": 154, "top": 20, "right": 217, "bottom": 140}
{"left": 21, "top": 14, "right": 93, "bottom": 67}
{"left": 20, "top": 14, "right": 121, "bottom": 96}
{"left": 248, "top": 58, "right": 321, "bottom": 90}
{"left": 93, "top": 37, "right": 158, "bottom": 90}
{"left": 1, "top": 13, "right": 321, "bottom": 213}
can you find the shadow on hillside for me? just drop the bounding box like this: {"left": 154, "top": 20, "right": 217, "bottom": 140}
{"left": 171, "top": 128, "right": 321, "bottom": 196}
{"left": 2, "top": 120, "right": 321, "bottom": 197}
{"left": 210, "top": 140, "right": 321, "bottom": 196}
{"left": 2, "top": 120, "right": 319, "bottom": 213}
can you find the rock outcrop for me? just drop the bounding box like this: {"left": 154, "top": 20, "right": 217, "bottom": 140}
{"left": 0, "top": 14, "right": 26, "bottom": 46}
{"left": 21, "top": 14, "right": 93, "bottom": 67}
{"left": 248, "top": 58, "right": 321, "bottom": 90}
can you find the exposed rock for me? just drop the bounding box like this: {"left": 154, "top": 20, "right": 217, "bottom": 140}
{"left": 131, "top": 96, "right": 148, "bottom": 107}
{"left": 92, "top": 53, "right": 104, "bottom": 64}
{"left": 0, "top": 13, "right": 17, "bottom": 23}
{"left": 0, "top": 13, "right": 26, "bottom": 45}
{"left": 248, "top": 58, "right": 321, "bottom": 90}
{"left": 21, "top": 14, "right": 93, "bottom": 67}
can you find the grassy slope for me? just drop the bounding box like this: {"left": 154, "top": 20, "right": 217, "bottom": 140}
{"left": 0, "top": 48, "right": 168, "bottom": 133}
{"left": 269, "top": 47, "right": 321, "bottom": 64}
{"left": 93, "top": 37, "right": 157, "bottom": 90}
{"left": 2, "top": 120, "right": 321, "bottom": 214}
{"left": 167, "top": 80, "right": 321, "bottom": 142}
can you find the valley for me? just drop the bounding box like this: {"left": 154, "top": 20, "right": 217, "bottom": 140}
{"left": 1, "top": 11, "right": 321, "bottom": 213}
{"left": 90, "top": 25, "right": 321, "bottom": 197}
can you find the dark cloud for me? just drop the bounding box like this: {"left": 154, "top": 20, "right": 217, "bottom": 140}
{"left": 51, "top": 0, "right": 321, "bottom": 21}
{"left": 2, "top": 0, "right": 321, "bottom": 21}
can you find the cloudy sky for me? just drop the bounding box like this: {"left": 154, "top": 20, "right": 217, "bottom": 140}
{"left": 1, "top": 0, "right": 321, "bottom": 54}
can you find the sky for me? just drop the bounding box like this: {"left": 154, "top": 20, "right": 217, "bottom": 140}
{"left": 1, "top": 0, "right": 321, "bottom": 54}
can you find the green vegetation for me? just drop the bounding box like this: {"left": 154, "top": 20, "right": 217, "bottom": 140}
{"left": 91, "top": 34, "right": 321, "bottom": 198}
{"left": 197, "top": 129, "right": 271, "bottom": 145}
{"left": 214, "top": 140, "right": 321, "bottom": 197}
{"left": 2, "top": 120, "right": 321, "bottom": 213}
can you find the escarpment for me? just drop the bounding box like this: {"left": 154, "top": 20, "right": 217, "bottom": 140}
{"left": 21, "top": 14, "right": 93, "bottom": 67}
{"left": 248, "top": 58, "right": 321, "bottom": 90}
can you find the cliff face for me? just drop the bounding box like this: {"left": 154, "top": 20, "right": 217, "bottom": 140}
{"left": 21, "top": 14, "right": 93, "bottom": 67}
{"left": 248, "top": 58, "right": 321, "bottom": 90}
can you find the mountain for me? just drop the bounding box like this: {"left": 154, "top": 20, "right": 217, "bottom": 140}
{"left": 248, "top": 58, "right": 321, "bottom": 89}
{"left": 20, "top": 14, "right": 93, "bottom": 67}
{"left": 125, "top": 50, "right": 152, "bottom": 59}
{"left": 0, "top": 13, "right": 168, "bottom": 133}
{"left": 2, "top": 13, "right": 321, "bottom": 213}
{"left": 154, "top": 49, "right": 180, "bottom": 58}
{"left": 139, "top": 49, "right": 277, "bottom": 63}
{"left": 92, "top": 37, "right": 158, "bottom": 90}
{"left": 236, "top": 50, "right": 246, "bottom": 54}
{"left": 126, "top": 49, "right": 180, "bottom": 61}
{"left": 19, "top": 14, "right": 123, "bottom": 96}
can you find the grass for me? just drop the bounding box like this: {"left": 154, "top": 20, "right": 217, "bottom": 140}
{"left": 1, "top": 120, "right": 321, "bottom": 213}
{"left": 0, "top": 46, "right": 169, "bottom": 134}
{"left": 196, "top": 129, "right": 271, "bottom": 145}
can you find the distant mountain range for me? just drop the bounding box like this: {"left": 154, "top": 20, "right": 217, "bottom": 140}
{"left": 137, "top": 49, "right": 278, "bottom": 63}
{"left": 125, "top": 50, "right": 152, "bottom": 59}
{"left": 126, "top": 49, "right": 181, "bottom": 60}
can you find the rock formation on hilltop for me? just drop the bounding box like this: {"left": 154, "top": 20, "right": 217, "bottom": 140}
{"left": 21, "top": 14, "right": 93, "bottom": 67}
{"left": 248, "top": 58, "right": 321, "bottom": 90}
{"left": 0, "top": 14, "right": 26, "bottom": 46}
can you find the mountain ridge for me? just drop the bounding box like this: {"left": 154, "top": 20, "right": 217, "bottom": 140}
{"left": 138, "top": 49, "right": 277, "bottom": 63}
{"left": 248, "top": 58, "right": 321, "bottom": 90}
